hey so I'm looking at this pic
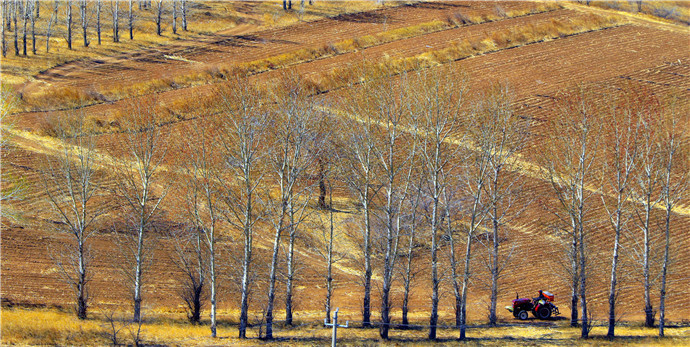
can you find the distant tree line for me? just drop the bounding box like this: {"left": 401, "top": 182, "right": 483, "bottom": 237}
{"left": 29, "top": 67, "right": 689, "bottom": 341}
{"left": 1, "top": 0, "right": 189, "bottom": 57}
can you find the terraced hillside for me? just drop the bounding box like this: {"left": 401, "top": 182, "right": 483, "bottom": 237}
{"left": 1, "top": 1, "right": 689, "bottom": 343}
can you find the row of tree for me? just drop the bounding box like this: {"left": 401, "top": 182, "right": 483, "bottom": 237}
{"left": 33, "top": 68, "right": 687, "bottom": 341}
{"left": 1, "top": 0, "right": 188, "bottom": 57}
{"left": 539, "top": 86, "right": 686, "bottom": 338}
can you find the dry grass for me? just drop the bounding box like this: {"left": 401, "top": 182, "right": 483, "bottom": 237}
{"left": 0, "top": 1, "right": 385, "bottom": 87}
{"left": 2, "top": 307, "right": 690, "bottom": 346}
{"left": 585, "top": 0, "right": 690, "bottom": 25}
{"left": 309, "top": 12, "right": 626, "bottom": 93}
{"left": 16, "top": 2, "right": 564, "bottom": 112}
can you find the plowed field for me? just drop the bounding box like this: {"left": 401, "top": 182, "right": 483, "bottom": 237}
{"left": 2, "top": 0, "right": 689, "bottom": 329}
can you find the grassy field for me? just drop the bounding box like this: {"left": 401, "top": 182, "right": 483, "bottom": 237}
{"left": 2, "top": 306, "right": 690, "bottom": 346}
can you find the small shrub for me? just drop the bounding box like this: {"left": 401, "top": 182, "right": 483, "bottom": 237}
{"left": 495, "top": 5, "right": 507, "bottom": 18}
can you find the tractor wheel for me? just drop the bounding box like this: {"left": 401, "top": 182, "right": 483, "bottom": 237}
{"left": 537, "top": 305, "right": 552, "bottom": 320}
{"left": 517, "top": 310, "right": 529, "bottom": 320}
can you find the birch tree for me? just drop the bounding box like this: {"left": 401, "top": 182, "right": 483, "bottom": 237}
{"left": 215, "top": 77, "right": 268, "bottom": 339}
{"left": 155, "top": 0, "right": 162, "bottom": 35}
{"left": 2, "top": 0, "right": 7, "bottom": 57}
{"left": 79, "top": 0, "right": 88, "bottom": 47}
{"left": 181, "top": 0, "right": 186, "bottom": 31}
{"left": 399, "top": 176, "right": 423, "bottom": 328}
{"left": 363, "top": 69, "right": 417, "bottom": 339}
{"left": 181, "top": 117, "right": 222, "bottom": 336}
{"left": 20, "top": 0, "right": 26, "bottom": 55}
{"left": 309, "top": 116, "right": 341, "bottom": 325}
{"left": 456, "top": 95, "right": 505, "bottom": 340}
{"left": 473, "top": 84, "right": 526, "bottom": 327}
{"left": 111, "top": 0, "right": 118, "bottom": 42}
{"left": 128, "top": 0, "right": 133, "bottom": 39}
{"left": 263, "top": 73, "right": 320, "bottom": 337}
{"left": 600, "top": 91, "right": 641, "bottom": 338}
{"left": 96, "top": 0, "right": 100, "bottom": 44}
{"left": 116, "top": 101, "right": 169, "bottom": 323}
{"left": 540, "top": 87, "right": 601, "bottom": 338}
{"left": 42, "top": 115, "right": 107, "bottom": 320}
{"left": 171, "top": 0, "right": 176, "bottom": 34}
{"left": 28, "top": 0, "right": 35, "bottom": 54}
{"left": 45, "top": 0, "right": 58, "bottom": 51}
{"left": 658, "top": 95, "right": 688, "bottom": 337}
{"left": 441, "top": 182, "right": 464, "bottom": 329}
{"left": 339, "top": 77, "right": 380, "bottom": 328}
{"left": 630, "top": 91, "right": 663, "bottom": 328}
{"left": 412, "top": 67, "right": 466, "bottom": 340}
{"left": 13, "top": 0, "right": 18, "bottom": 55}
{"left": 66, "top": 0, "right": 72, "bottom": 48}
{"left": 320, "top": 180, "right": 339, "bottom": 324}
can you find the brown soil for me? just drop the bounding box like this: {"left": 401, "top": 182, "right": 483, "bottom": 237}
{"left": 3, "top": 1, "right": 690, "bottom": 327}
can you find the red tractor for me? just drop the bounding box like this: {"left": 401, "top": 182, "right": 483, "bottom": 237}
{"left": 506, "top": 290, "right": 560, "bottom": 320}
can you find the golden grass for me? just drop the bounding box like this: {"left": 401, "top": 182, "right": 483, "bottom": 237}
{"left": 585, "top": 0, "right": 690, "bottom": 25}
{"left": 2, "top": 307, "right": 690, "bottom": 346}
{"left": 309, "top": 12, "right": 626, "bottom": 93}
{"left": 17, "top": 2, "right": 563, "bottom": 112}
{"left": 0, "top": 1, "right": 385, "bottom": 88}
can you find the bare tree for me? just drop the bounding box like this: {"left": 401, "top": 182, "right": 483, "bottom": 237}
{"left": 600, "top": 91, "right": 641, "bottom": 338}
{"left": 1, "top": 0, "right": 7, "bottom": 57}
{"left": 181, "top": 0, "right": 186, "bottom": 31}
{"left": 45, "top": 0, "right": 58, "bottom": 52}
{"left": 215, "top": 76, "right": 269, "bottom": 339}
{"left": 95, "top": 0, "right": 100, "bottom": 44}
{"left": 321, "top": 181, "right": 338, "bottom": 324}
{"left": 441, "top": 182, "right": 464, "bottom": 330}
{"left": 399, "top": 178, "right": 423, "bottom": 327}
{"left": 540, "top": 87, "right": 602, "bottom": 338}
{"left": 116, "top": 101, "right": 169, "bottom": 323}
{"left": 169, "top": 226, "right": 206, "bottom": 324}
{"left": 473, "top": 84, "right": 526, "bottom": 327}
{"left": 264, "top": 73, "right": 320, "bottom": 337}
{"left": 102, "top": 311, "right": 130, "bottom": 346}
{"left": 79, "top": 0, "right": 88, "bottom": 47}
{"left": 454, "top": 91, "right": 515, "bottom": 339}
{"left": 13, "top": 0, "right": 18, "bottom": 55}
{"left": 4, "top": 0, "right": 10, "bottom": 32}
{"left": 658, "top": 95, "right": 688, "bottom": 337}
{"left": 360, "top": 68, "right": 417, "bottom": 339}
{"left": 339, "top": 73, "right": 381, "bottom": 329}
{"left": 412, "top": 67, "right": 466, "bottom": 340}
{"left": 171, "top": 0, "right": 176, "bottom": 34}
{"left": 111, "top": 0, "right": 118, "bottom": 42}
{"left": 155, "top": 0, "right": 162, "bottom": 35}
{"left": 128, "top": 0, "right": 133, "bottom": 39}
{"left": 28, "top": 0, "right": 35, "bottom": 54}
{"left": 630, "top": 93, "right": 663, "bottom": 329}
{"left": 181, "top": 117, "right": 222, "bottom": 336}
{"left": 66, "top": 0, "right": 72, "bottom": 49}
{"left": 41, "top": 115, "right": 107, "bottom": 319}
{"left": 20, "top": 0, "right": 26, "bottom": 55}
